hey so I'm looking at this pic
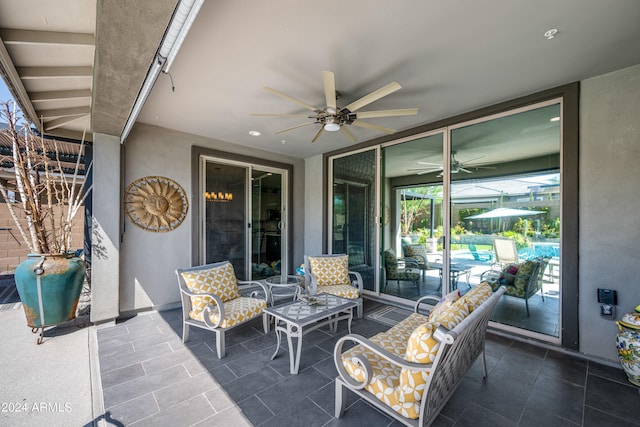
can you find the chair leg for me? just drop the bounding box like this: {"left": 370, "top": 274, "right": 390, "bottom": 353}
{"left": 182, "top": 322, "right": 190, "bottom": 343}
{"left": 335, "top": 379, "right": 347, "bottom": 419}
{"left": 525, "top": 299, "right": 530, "bottom": 317}
{"left": 215, "top": 330, "right": 226, "bottom": 358}
{"left": 481, "top": 349, "right": 488, "bottom": 378}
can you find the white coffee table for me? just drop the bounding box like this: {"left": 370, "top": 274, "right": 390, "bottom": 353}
{"left": 264, "top": 293, "right": 357, "bottom": 374}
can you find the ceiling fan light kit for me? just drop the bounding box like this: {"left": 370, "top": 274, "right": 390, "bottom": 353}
{"left": 254, "top": 71, "right": 417, "bottom": 143}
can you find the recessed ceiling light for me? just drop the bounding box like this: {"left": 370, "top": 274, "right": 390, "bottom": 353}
{"left": 544, "top": 29, "right": 558, "bottom": 40}
{"left": 249, "top": 130, "right": 261, "bottom": 136}
{"left": 550, "top": 116, "right": 560, "bottom": 122}
{"left": 281, "top": 139, "right": 286, "bottom": 144}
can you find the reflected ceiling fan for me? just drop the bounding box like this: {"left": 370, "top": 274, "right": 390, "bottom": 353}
{"left": 252, "top": 71, "right": 418, "bottom": 143}
{"left": 408, "top": 152, "right": 497, "bottom": 175}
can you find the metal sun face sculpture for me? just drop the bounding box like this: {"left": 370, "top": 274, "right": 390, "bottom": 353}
{"left": 125, "top": 176, "right": 188, "bottom": 232}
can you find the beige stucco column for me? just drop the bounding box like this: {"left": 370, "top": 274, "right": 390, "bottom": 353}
{"left": 90, "top": 132, "right": 121, "bottom": 323}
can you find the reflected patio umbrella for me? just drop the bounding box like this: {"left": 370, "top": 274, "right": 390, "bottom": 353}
{"left": 465, "top": 207, "right": 544, "bottom": 233}
{"left": 465, "top": 207, "right": 544, "bottom": 219}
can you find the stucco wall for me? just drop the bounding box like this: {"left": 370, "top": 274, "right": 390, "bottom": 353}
{"left": 579, "top": 64, "right": 640, "bottom": 361}
{"left": 120, "top": 123, "right": 305, "bottom": 313}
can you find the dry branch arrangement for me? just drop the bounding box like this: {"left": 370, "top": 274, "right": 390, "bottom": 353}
{"left": 0, "top": 101, "right": 92, "bottom": 254}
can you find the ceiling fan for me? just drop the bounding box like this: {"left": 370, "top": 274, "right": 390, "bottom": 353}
{"left": 252, "top": 71, "right": 418, "bottom": 143}
{"left": 407, "top": 152, "right": 497, "bottom": 175}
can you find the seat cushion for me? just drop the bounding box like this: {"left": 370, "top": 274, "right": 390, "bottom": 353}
{"left": 308, "top": 255, "right": 351, "bottom": 286}
{"left": 317, "top": 284, "right": 360, "bottom": 299}
{"left": 181, "top": 263, "right": 241, "bottom": 314}
{"left": 190, "top": 296, "right": 266, "bottom": 328}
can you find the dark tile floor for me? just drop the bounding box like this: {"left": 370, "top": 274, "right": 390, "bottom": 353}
{"left": 96, "top": 301, "right": 640, "bottom": 427}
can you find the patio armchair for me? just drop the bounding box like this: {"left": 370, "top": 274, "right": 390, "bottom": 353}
{"left": 383, "top": 248, "right": 421, "bottom": 293}
{"left": 481, "top": 257, "right": 549, "bottom": 316}
{"left": 402, "top": 243, "right": 438, "bottom": 279}
{"left": 491, "top": 237, "right": 519, "bottom": 268}
{"left": 304, "top": 254, "right": 364, "bottom": 318}
{"left": 176, "top": 261, "right": 269, "bottom": 358}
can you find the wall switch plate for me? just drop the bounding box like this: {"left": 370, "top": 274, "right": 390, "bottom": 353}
{"left": 597, "top": 289, "right": 617, "bottom": 305}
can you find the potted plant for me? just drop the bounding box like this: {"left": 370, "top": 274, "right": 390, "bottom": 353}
{"left": 0, "top": 101, "right": 91, "bottom": 344}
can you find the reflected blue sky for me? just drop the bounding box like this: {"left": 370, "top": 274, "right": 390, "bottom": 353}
{"left": 0, "top": 78, "right": 12, "bottom": 102}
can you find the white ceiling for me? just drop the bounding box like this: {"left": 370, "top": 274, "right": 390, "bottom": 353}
{"left": 137, "top": 0, "right": 640, "bottom": 159}
{"left": 0, "top": 0, "right": 95, "bottom": 141}
{"left": 1, "top": 1, "right": 639, "bottom": 160}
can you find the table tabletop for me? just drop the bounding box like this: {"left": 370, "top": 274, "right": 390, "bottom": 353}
{"left": 264, "top": 293, "right": 357, "bottom": 327}
{"left": 264, "top": 275, "right": 304, "bottom": 286}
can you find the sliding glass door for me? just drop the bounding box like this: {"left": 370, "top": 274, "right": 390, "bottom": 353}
{"left": 202, "top": 158, "right": 288, "bottom": 280}
{"left": 449, "top": 101, "right": 561, "bottom": 339}
{"left": 328, "top": 99, "right": 563, "bottom": 342}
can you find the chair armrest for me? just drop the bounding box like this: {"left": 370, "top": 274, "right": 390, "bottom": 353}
{"left": 348, "top": 270, "right": 364, "bottom": 294}
{"left": 414, "top": 295, "right": 441, "bottom": 314}
{"left": 399, "top": 257, "right": 420, "bottom": 268}
{"left": 480, "top": 269, "right": 501, "bottom": 282}
{"left": 178, "top": 283, "right": 226, "bottom": 328}
{"left": 334, "top": 332, "right": 448, "bottom": 390}
{"left": 238, "top": 280, "right": 269, "bottom": 300}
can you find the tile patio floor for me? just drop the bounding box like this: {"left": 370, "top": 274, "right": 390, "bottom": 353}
{"left": 96, "top": 301, "right": 640, "bottom": 426}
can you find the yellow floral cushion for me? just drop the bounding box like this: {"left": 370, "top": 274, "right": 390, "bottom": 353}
{"left": 429, "top": 300, "right": 469, "bottom": 329}
{"left": 181, "top": 263, "right": 241, "bottom": 315}
{"left": 458, "top": 282, "right": 493, "bottom": 313}
{"left": 428, "top": 289, "right": 461, "bottom": 321}
{"left": 308, "top": 255, "right": 351, "bottom": 286}
{"left": 399, "top": 322, "right": 439, "bottom": 404}
{"left": 317, "top": 284, "right": 360, "bottom": 299}
{"left": 190, "top": 296, "right": 266, "bottom": 328}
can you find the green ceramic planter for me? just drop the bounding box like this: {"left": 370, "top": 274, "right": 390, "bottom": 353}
{"left": 15, "top": 254, "right": 86, "bottom": 329}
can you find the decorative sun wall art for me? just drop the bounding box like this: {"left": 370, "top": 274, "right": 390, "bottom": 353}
{"left": 125, "top": 176, "right": 188, "bottom": 232}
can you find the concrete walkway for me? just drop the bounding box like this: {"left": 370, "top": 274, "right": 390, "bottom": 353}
{"left": 0, "top": 307, "right": 99, "bottom": 426}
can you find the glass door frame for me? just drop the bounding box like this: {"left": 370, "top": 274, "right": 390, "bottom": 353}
{"left": 199, "top": 155, "right": 289, "bottom": 279}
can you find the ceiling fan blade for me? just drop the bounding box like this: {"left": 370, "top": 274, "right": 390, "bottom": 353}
{"left": 407, "top": 167, "right": 441, "bottom": 172}
{"left": 322, "top": 71, "right": 336, "bottom": 111}
{"left": 417, "top": 161, "right": 442, "bottom": 166}
{"left": 343, "top": 81, "right": 401, "bottom": 112}
{"left": 355, "top": 108, "right": 418, "bottom": 119}
{"left": 275, "top": 122, "right": 316, "bottom": 134}
{"left": 459, "top": 168, "right": 473, "bottom": 174}
{"left": 263, "top": 87, "right": 319, "bottom": 112}
{"left": 459, "top": 155, "right": 487, "bottom": 164}
{"left": 340, "top": 126, "right": 357, "bottom": 143}
{"left": 251, "top": 113, "right": 310, "bottom": 117}
{"left": 351, "top": 120, "right": 395, "bottom": 134}
{"left": 311, "top": 126, "right": 324, "bottom": 143}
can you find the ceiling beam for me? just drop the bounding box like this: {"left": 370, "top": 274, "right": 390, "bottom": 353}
{"left": 43, "top": 128, "right": 93, "bottom": 143}
{"left": 30, "top": 89, "right": 92, "bottom": 102}
{"left": 17, "top": 66, "right": 93, "bottom": 79}
{"left": 44, "top": 114, "right": 88, "bottom": 131}
{"left": 0, "top": 29, "right": 94, "bottom": 46}
{"left": 38, "top": 106, "right": 90, "bottom": 119}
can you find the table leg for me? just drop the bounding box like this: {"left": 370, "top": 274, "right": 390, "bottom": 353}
{"left": 270, "top": 319, "right": 282, "bottom": 361}
{"left": 287, "top": 323, "right": 303, "bottom": 374}
{"left": 347, "top": 309, "right": 353, "bottom": 334}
